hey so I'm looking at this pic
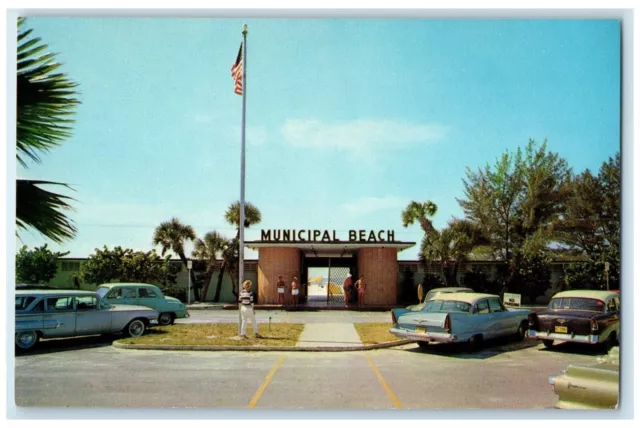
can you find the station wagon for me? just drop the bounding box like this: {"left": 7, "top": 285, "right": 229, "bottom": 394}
{"left": 15, "top": 290, "right": 158, "bottom": 351}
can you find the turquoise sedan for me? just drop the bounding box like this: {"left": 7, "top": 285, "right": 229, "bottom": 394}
{"left": 96, "top": 283, "right": 189, "bottom": 326}
{"left": 390, "top": 292, "right": 531, "bottom": 350}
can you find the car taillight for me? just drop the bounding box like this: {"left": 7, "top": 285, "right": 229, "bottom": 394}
{"left": 528, "top": 313, "right": 538, "bottom": 328}
{"left": 444, "top": 315, "right": 451, "bottom": 333}
{"left": 590, "top": 318, "right": 598, "bottom": 332}
{"left": 391, "top": 311, "right": 397, "bottom": 325}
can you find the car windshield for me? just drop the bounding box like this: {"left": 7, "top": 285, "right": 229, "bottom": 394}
{"left": 549, "top": 297, "right": 605, "bottom": 312}
{"left": 96, "top": 287, "right": 109, "bottom": 298}
{"left": 423, "top": 299, "right": 472, "bottom": 313}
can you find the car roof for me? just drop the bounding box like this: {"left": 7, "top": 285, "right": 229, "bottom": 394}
{"left": 551, "top": 290, "right": 619, "bottom": 300}
{"left": 97, "top": 283, "right": 159, "bottom": 289}
{"left": 431, "top": 292, "right": 498, "bottom": 304}
{"left": 15, "top": 290, "right": 99, "bottom": 297}
{"left": 428, "top": 287, "right": 474, "bottom": 293}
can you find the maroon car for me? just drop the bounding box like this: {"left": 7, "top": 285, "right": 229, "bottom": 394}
{"left": 527, "top": 290, "right": 620, "bottom": 348}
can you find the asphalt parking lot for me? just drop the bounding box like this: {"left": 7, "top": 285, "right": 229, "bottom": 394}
{"left": 12, "top": 334, "right": 604, "bottom": 410}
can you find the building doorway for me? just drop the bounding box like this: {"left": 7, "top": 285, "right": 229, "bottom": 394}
{"left": 302, "top": 256, "right": 357, "bottom": 307}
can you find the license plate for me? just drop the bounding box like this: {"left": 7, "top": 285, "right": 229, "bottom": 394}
{"left": 415, "top": 326, "right": 426, "bottom": 334}
{"left": 554, "top": 326, "right": 568, "bottom": 333}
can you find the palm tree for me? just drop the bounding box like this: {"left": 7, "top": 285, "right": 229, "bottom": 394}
{"left": 192, "top": 231, "right": 228, "bottom": 302}
{"left": 224, "top": 201, "right": 262, "bottom": 234}
{"left": 420, "top": 218, "right": 490, "bottom": 285}
{"left": 216, "top": 201, "right": 262, "bottom": 298}
{"left": 153, "top": 218, "right": 197, "bottom": 299}
{"left": 16, "top": 17, "right": 80, "bottom": 243}
{"left": 401, "top": 200, "right": 438, "bottom": 235}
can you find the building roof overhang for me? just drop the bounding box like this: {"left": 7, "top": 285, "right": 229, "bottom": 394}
{"left": 245, "top": 240, "right": 416, "bottom": 254}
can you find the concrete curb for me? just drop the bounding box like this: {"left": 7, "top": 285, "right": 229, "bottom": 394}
{"left": 111, "top": 339, "right": 413, "bottom": 352}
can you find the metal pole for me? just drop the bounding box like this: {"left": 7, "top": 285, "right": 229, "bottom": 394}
{"left": 188, "top": 267, "right": 192, "bottom": 304}
{"left": 238, "top": 24, "right": 248, "bottom": 336}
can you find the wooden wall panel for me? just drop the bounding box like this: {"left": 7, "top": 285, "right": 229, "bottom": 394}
{"left": 257, "top": 247, "right": 301, "bottom": 304}
{"left": 357, "top": 247, "right": 398, "bottom": 305}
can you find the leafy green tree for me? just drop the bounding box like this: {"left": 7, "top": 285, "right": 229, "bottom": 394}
{"left": 152, "top": 218, "right": 197, "bottom": 297}
{"left": 16, "top": 18, "right": 80, "bottom": 243}
{"left": 460, "top": 267, "right": 502, "bottom": 295}
{"left": 514, "top": 251, "right": 553, "bottom": 303}
{"left": 420, "top": 218, "right": 490, "bottom": 285}
{"left": 80, "top": 246, "right": 127, "bottom": 285}
{"left": 79, "top": 246, "right": 178, "bottom": 287}
{"left": 15, "top": 244, "right": 69, "bottom": 284}
{"left": 457, "top": 139, "right": 571, "bottom": 301}
{"left": 192, "top": 231, "right": 228, "bottom": 302}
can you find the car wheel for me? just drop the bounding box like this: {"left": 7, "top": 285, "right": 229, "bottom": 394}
{"left": 157, "top": 312, "right": 174, "bottom": 326}
{"left": 15, "top": 331, "right": 39, "bottom": 351}
{"left": 125, "top": 319, "right": 146, "bottom": 337}
{"left": 417, "top": 341, "right": 429, "bottom": 349}
{"left": 603, "top": 332, "right": 617, "bottom": 351}
{"left": 466, "top": 334, "right": 483, "bottom": 352}
{"left": 515, "top": 321, "right": 527, "bottom": 341}
{"left": 542, "top": 339, "right": 554, "bottom": 348}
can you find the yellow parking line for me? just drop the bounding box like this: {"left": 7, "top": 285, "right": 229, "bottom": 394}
{"left": 248, "top": 355, "right": 286, "bottom": 408}
{"left": 365, "top": 354, "right": 403, "bottom": 409}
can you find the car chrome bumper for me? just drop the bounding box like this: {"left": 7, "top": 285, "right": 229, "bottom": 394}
{"left": 389, "top": 327, "right": 457, "bottom": 343}
{"left": 527, "top": 330, "right": 600, "bottom": 344}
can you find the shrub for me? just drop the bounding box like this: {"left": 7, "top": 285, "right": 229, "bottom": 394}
{"left": 161, "top": 285, "right": 187, "bottom": 303}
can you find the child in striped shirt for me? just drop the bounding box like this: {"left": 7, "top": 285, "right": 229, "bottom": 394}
{"left": 239, "top": 280, "right": 261, "bottom": 339}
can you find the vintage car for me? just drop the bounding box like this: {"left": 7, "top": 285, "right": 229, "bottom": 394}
{"left": 15, "top": 290, "right": 158, "bottom": 351}
{"left": 96, "top": 283, "right": 189, "bottom": 326}
{"left": 406, "top": 287, "right": 474, "bottom": 311}
{"left": 548, "top": 346, "right": 619, "bottom": 409}
{"left": 527, "top": 290, "right": 620, "bottom": 348}
{"left": 390, "top": 292, "right": 531, "bottom": 349}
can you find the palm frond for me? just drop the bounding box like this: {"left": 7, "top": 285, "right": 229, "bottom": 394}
{"left": 16, "top": 179, "right": 76, "bottom": 243}
{"left": 224, "top": 201, "right": 262, "bottom": 228}
{"left": 16, "top": 18, "right": 80, "bottom": 168}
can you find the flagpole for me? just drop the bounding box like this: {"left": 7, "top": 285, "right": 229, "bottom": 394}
{"left": 238, "top": 24, "right": 248, "bottom": 336}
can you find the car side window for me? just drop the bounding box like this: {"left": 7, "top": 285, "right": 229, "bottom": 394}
{"left": 106, "top": 288, "right": 121, "bottom": 299}
{"left": 46, "top": 297, "right": 73, "bottom": 312}
{"left": 474, "top": 299, "right": 490, "bottom": 314}
{"left": 607, "top": 298, "right": 617, "bottom": 313}
{"left": 108, "top": 287, "right": 136, "bottom": 299}
{"left": 488, "top": 298, "right": 504, "bottom": 313}
{"left": 75, "top": 296, "right": 98, "bottom": 311}
{"left": 139, "top": 288, "right": 157, "bottom": 298}
{"left": 15, "top": 296, "right": 36, "bottom": 310}
{"left": 31, "top": 299, "right": 45, "bottom": 313}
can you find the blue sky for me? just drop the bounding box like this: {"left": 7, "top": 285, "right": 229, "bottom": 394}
{"left": 14, "top": 18, "right": 620, "bottom": 261}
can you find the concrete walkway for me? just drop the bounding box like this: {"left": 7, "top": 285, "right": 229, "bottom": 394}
{"left": 295, "top": 323, "right": 363, "bottom": 348}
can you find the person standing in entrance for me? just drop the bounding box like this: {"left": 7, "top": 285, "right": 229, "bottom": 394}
{"left": 239, "top": 280, "right": 262, "bottom": 339}
{"left": 276, "top": 275, "right": 285, "bottom": 305}
{"left": 291, "top": 276, "right": 300, "bottom": 307}
{"left": 343, "top": 274, "right": 353, "bottom": 308}
{"left": 355, "top": 274, "right": 367, "bottom": 308}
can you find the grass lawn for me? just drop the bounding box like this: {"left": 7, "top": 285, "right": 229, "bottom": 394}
{"left": 354, "top": 323, "right": 402, "bottom": 345}
{"left": 118, "top": 323, "right": 305, "bottom": 347}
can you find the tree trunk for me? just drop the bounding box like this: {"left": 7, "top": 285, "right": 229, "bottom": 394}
{"left": 199, "top": 263, "right": 215, "bottom": 302}
{"left": 229, "top": 269, "right": 239, "bottom": 298}
{"left": 212, "top": 262, "right": 226, "bottom": 303}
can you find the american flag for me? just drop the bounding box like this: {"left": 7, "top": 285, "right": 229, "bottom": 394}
{"left": 231, "top": 43, "right": 243, "bottom": 95}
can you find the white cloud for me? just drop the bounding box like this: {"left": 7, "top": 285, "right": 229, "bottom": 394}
{"left": 281, "top": 118, "right": 448, "bottom": 155}
{"left": 340, "top": 195, "right": 408, "bottom": 217}
{"left": 247, "top": 127, "right": 267, "bottom": 146}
